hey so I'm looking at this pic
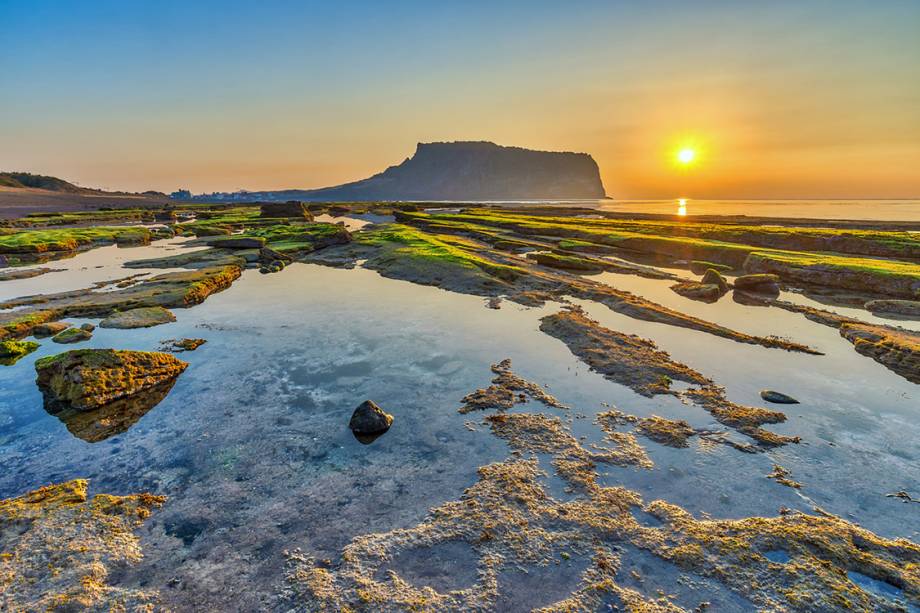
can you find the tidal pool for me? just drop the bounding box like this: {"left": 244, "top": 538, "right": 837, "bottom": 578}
{"left": 0, "top": 236, "right": 918, "bottom": 610}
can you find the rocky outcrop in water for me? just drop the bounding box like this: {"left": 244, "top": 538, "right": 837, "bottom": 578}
{"left": 760, "top": 390, "right": 800, "bottom": 404}
{"left": 35, "top": 349, "right": 188, "bottom": 412}
{"left": 100, "top": 306, "right": 177, "bottom": 329}
{"left": 51, "top": 326, "right": 92, "bottom": 344}
{"left": 349, "top": 400, "right": 393, "bottom": 435}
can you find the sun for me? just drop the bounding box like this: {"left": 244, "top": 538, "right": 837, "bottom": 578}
{"left": 677, "top": 148, "right": 696, "bottom": 165}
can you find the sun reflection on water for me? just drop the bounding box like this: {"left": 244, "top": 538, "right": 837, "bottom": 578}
{"left": 677, "top": 198, "right": 687, "bottom": 216}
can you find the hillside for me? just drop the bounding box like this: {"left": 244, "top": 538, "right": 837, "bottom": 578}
{"left": 0, "top": 172, "right": 86, "bottom": 193}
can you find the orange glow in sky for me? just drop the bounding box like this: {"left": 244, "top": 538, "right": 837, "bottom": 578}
{"left": 1, "top": 3, "right": 918, "bottom": 198}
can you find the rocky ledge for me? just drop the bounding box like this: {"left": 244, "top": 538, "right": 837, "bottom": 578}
{"left": 35, "top": 348, "right": 188, "bottom": 412}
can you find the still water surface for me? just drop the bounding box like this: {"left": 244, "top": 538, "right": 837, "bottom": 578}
{"left": 0, "top": 232, "right": 917, "bottom": 610}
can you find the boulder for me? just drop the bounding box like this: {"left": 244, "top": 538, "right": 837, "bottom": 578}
{"left": 100, "top": 307, "right": 177, "bottom": 329}
{"left": 260, "top": 201, "right": 313, "bottom": 220}
{"left": 80, "top": 323, "right": 95, "bottom": 332}
{"left": 760, "top": 390, "right": 800, "bottom": 404}
{"left": 348, "top": 400, "right": 394, "bottom": 435}
{"left": 734, "top": 274, "right": 781, "bottom": 295}
{"left": 35, "top": 349, "right": 188, "bottom": 412}
{"left": 701, "top": 269, "right": 729, "bottom": 293}
{"left": 32, "top": 322, "right": 71, "bottom": 338}
{"left": 206, "top": 236, "right": 267, "bottom": 249}
{"left": 52, "top": 327, "right": 92, "bottom": 344}
{"left": 671, "top": 281, "right": 722, "bottom": 303}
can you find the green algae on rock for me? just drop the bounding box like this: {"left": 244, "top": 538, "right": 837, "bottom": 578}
{"left": 0, "top": 226, "right": 152, "bottom": 257}
{"left": 0, "top": 339, "right": 39, "bottom": 365}
{"left": 0, "top": 479, "right": 164, "bottom": 611}
{"left": 100, "top": 306, "right": 177, "bottom": 329}
{"left": 35, "top": 348, "right": 188, "bottom": 412}
{"left": 51, "top": 326, "right": 92, "bottom": 344}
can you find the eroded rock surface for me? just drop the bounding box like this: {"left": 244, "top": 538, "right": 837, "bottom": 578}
{"left": 286, "top": 370, "right": 919, "bottom": 612}
{"left": 0, "top": 480, "right": 164, "bottom": 611}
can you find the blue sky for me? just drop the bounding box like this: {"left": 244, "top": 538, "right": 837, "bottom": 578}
{"left": 2, "top": 0, "right": 918, "bottom": 197}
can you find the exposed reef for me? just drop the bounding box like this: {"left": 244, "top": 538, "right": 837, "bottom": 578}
{"left": 540, "top": 306, "right": 711, "bottom": 397}
{"left": 459, "top": 358, "right": 568, "bottom": 414}
{"left": 0, "top": 480, "right": 164, "bottom": 611}
{"left": 317, "top": 222, "right": 819, "bottom": 354}
{"left": 285, "top": 361, "right": 919, "bottom": 611}
{"left": 539, "top": 307, "right": 799, "bottom": 448}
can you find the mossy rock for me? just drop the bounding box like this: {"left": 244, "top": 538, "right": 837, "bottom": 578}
{"left": 0, "top": 339, "right": 39, "bottom": 365}
{"left": 100, "top": 307, "right": 177, "bottom": 329}
{"left": 52, "top": 327, "right": 93, "bottom": 344}
{"left": 192, "top": 226, "right": 232, "bottom": 237}
{"left": 35, "top": 348, "right": 189, "bottom": 411}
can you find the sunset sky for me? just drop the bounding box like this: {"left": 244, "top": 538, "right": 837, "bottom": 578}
{"left": 2, "top": 1, "right": 918, "bottom": 198}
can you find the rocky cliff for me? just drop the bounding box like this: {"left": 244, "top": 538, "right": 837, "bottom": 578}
{"left": 205, "top": 142, "right": 606, "bottom": 202}
{"left": 310, "top": 141, "right": 606, "bottom": 200}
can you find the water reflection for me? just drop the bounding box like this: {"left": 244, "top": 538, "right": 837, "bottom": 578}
{"left": 42, "top": 379, "right": 179, "bottom": 443}
{"left": 677, "top": 198, "right": 688, "bottom": 216}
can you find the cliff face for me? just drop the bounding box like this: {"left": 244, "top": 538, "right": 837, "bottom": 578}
{"left": 305, "top": 142, "right": 606, "bottom": 201}
{"left": 245, "top": 142, "right": 604, "bottom": 202}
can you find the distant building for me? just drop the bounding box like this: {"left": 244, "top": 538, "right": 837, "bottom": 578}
{"left": 170, "top": 189, "right": 192, "bottom": 200}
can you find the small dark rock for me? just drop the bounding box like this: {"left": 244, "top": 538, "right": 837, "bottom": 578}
{"left": 349, "top": 400, "right": 393, "bottom": 435}
{"left": 760, "top": 390, "right": 800, "bottom": 404}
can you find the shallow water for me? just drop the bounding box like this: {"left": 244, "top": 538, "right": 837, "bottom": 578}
{"left": 599, "top": 199, "right": 920, "bottom": 221}
{"left": 0, "top": 236, "right": 205, "bottom": 302}
{"left": 467, "top": 198, "right": 920, "bottom": 221}
{"left": 1, "top": 236, "right": 918, "bottom": 610}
